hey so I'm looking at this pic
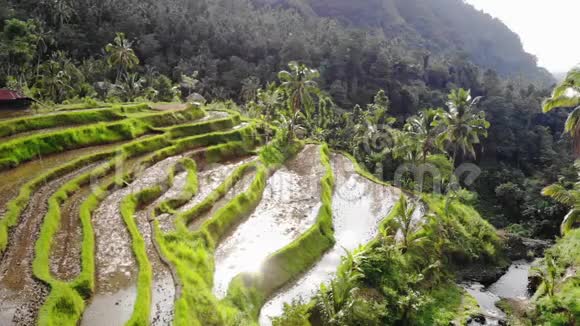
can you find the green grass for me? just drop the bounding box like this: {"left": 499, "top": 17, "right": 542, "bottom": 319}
{"left": 166, "top": 113, "right": 241, "bottom": 139}
{"left": 0, "top": 118, "right": 153, "bottom": 170}
{"left": 152, "top": 128, "right": 301, "bottom": 326}
{"left": 176, "top": 162, "right": 257, "bottom": 230}
{"left": 133, "top": 104, "right": 206, "bottom": 128}
{"left": 422, "top": 194, "right": 503, "bottom": 263}
{"left": 174, "top": 122, "right": 258, "bottom": 153}
{"left": 531, "top": 228, "right": 580, "bottom": 325}
{"left": 414, "top": 284, "right": 480, "bottom": 325}
{"left": 0, "top": 104, "right": 207, "bottom": 170}
{"left": 120, "top": 187, "right": 160, "bottom": 326}
{"left": 0, "top": 108, "right": 125, "bottom": 139}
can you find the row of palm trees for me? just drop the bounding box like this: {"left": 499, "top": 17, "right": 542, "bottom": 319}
{"left": 268, "top": 62, "right": 490, "bottom": 171}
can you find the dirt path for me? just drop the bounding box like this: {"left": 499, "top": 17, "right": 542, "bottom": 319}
{"left": 212, "top": 145, "right": 325, "bottom": 298}
{"left": 82, "top": 156, "right": 184, "bottom": 326}
{"left": 0, "top": 163, "right": 99, "bottom": 326}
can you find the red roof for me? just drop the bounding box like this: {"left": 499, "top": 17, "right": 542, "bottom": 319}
{"left": 0, "top": 89, "right": 30, "bottom": 101}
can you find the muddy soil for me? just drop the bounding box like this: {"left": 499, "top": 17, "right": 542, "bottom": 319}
{"left": 150, "top": 103, "right": 188, "bottom": 111}
{"left": 213, "top": 145, "right": 325, "bottom": 298}
{"left": 82, "top": 155, "right": 184, "bottom": 326}
{"left": 0, "top": 139, "right": 138, "bottom": 217}
{"left": 0, "top": 163, "right": 100, "bottom": 326}
{"left": 259, "top": 153, "right": 405, "bottom": 325}
{"left": 189, "top": 163, "right": 257, "bottom": 231}
{"left": 156, "top": 157, "right": 256, "bottom": 233}
{"left": 49, "top": 186, "right": 90, "bottom": 281}
{"left": 0, "top": 108, "right": 34, "bottom": 120}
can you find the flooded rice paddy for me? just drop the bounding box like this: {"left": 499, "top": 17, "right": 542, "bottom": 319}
{"left": 0, "top": 163, "right": 101, "bottom": 325}
{"left": 259, "top": 153, "right": 406, "bottom": 325}
{"left": 82, "top": 155, "right": 184, "bottom": 325}
{"left": 213, "top": 145, "right": 325, "bottom": 298}
{"left": 0, "top": 139, "right": 137, "bottom": 218}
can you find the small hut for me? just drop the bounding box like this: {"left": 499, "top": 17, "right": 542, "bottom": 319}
{"left": 0, "top": 89, "right": 33, "bottom": 108}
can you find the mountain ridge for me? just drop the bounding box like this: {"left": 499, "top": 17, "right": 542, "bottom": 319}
{"left": 254, "top": 0, "right": 553, "bottom": 84}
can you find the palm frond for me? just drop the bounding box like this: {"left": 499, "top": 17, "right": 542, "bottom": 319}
{"left": 543, "top": 95, "right": 580, "bottom": 113}
{"left": 561, "top": 209, "right": 579, "bottom": 235}
{"left": 542, "top": 183, "right": 576, "bottom": 206}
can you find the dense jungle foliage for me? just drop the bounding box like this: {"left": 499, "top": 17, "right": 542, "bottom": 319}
{"left": 1, "top": 0, "right": 579, "bottom": 323}
{"left": 0, "top": 0, "right": 572, "bottom": 239}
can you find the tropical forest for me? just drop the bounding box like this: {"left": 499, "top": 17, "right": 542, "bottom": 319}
{"left": 0, "top": 0, "right": 578, "bottom": 325}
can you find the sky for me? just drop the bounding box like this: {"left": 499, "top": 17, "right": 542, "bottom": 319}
{"left": 466, "top": 0, "right": 580, "bottom": 73}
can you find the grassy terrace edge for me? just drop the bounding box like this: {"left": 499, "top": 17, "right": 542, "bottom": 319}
{"left": 223, "top": 143, "right": 336, "bottom": 318}
{"left": 0, "top": 104, "right": 206, "bottom": 170}
{"left": 35, "top": 130, "right": 261, "bottom": 325}
{"left": 119, "top": 158, "right": 198, "bottom": 326}
{"left": 0, "top": 103, "right": 152, "bottom": 137}
{"left": 152, "top": 129, "right": 303, "bottom": 325}
{"left": 0, "top": 104, "right": 258, "bottom": 325}
{"left": 34, "top": 135, "right": 174, "bottom": 325}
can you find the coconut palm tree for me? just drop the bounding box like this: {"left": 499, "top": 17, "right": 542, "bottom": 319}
{"left": 543, "top": 67, "right": 580, "bottom": 154}
{"left": 277, "top": 62, "right": 321, "bottom": 139}
{"left": 435, "top": 88, "right": 490, "bottom": 166}
{"left": 105, "top": 32, "right": 139, "bottom": 82}
{"left": 401, "top": 108, "right": 445, "bottom": 162}
{"left": 112, "top": 72, "right": 145, "bottom": 102}
{"left": 542, "top": 161, "right": 580, "bottom": 235}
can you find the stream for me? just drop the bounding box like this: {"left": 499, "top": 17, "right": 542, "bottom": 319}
{"left": 464, "top": 260, "right": 532, "bottom": 325}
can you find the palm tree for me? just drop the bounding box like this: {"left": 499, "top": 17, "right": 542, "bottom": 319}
{"left": 316, "top": 249, "right": 365, "bottom": 325}
{"left": 113, "top": 72, "right": 145, "bottom": 102}
{"left": 105, "top": 32, "right": 139, "bottom": 82}
{"left": 277, "top": 61, "right": 321, "bottom": 139}
{"left": 391, "top": 195, "right": 427, "bottom": 253}
{"left": 401, "top": 108, "right": 444, "bottom": 162}
{"left": 543, "top": 67, "right": 580, "bottom": 154}
{"left": 541, "top": 162, "right": 580, "bottom": 235}
{"left": 435, "top": 88, "right": 490, "bottom": 166}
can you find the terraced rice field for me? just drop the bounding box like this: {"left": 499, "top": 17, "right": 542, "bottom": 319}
{"left": 0, "top": 102, "right": 421, "bottom": 325}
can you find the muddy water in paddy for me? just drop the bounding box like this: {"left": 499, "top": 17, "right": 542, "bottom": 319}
{"left": 156, "top": 157, "right": 256, "bottom": 233}
{"left": 0, "top": 163, "right": 100, "bottom": 326}
{"left": 0, "top": 108, "right": 34, "bottom": 120}
{"left": 0, "top": 139, "right": 138, "bottom": 217}
{"left": 146, "top": 156, "right": 257, "bottom": 324}
{"left": 50, "top": 186, "right": 91, "bottom": 280}
{"left": 82, "top": 156, "right": 185, "bottom": 326}
{"left": 259, "top": 154, "right": 406, "bottom": 325}
{"left": 49, "top": 153, "right": 154, "bottom": 283}
{"left": 213, "top": 145, "right": 325, "bottom": 298}
{"left": 189, "top": 162, "right": 257, "bottom": 231}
